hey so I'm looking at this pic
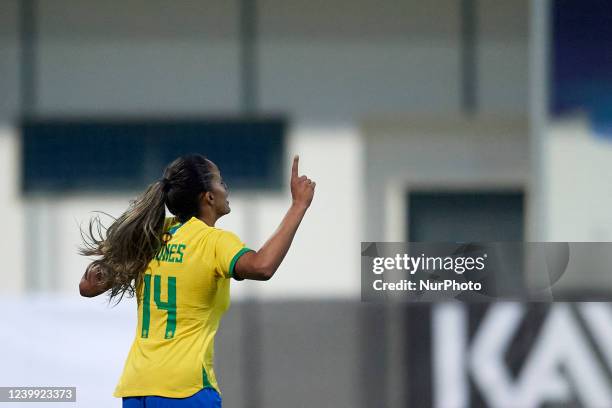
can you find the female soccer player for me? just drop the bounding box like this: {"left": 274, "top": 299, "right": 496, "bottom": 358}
{"left": 78, "top": 154, "right": 315, "bottom": 407}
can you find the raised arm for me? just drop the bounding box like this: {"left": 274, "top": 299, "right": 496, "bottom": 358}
{"left": 79, "top": 261, "right": 111, "bottom": 297}
{"left": 234, "top": 155, "right": 315, "bottom": 281}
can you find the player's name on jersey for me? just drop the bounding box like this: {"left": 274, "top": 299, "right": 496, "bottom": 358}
{"left": 155, "top": 243, "right": 187, "bottom": 263}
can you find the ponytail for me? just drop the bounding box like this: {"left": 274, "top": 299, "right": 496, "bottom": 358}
{"left": 80, "top": 179, "right": 167, "bottom": 304}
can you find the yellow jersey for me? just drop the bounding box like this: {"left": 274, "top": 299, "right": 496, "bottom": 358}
{"left": 114, "top": 216, "right": 251, "bottom": 398}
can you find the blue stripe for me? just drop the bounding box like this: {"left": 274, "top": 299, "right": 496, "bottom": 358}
{"left": 167, "top": 222, "right": 184, "bottom": 235}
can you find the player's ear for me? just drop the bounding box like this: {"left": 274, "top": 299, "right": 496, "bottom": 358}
{"left": 198, "top": 192, "right": 213, "bottom": 207}
{"left": 204, "top": 191, "right": 215, "bottom": 205}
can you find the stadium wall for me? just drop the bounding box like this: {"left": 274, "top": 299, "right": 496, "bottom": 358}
{"left": 0, "top": 0, "right": 529, "bottom": 122}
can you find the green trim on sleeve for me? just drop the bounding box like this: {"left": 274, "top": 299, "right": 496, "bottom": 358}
{"left": 229, "top": 247, "right": 252, "bottom": 278}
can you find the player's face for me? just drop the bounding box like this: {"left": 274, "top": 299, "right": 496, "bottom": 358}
{"left": 207, "top": 160, "right": 231, "bottom": 216}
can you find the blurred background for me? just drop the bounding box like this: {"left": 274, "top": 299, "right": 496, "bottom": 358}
{"left": 2, "top": 0, "right": 612, "bottom": 407}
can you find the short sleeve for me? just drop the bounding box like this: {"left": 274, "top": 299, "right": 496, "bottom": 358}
{"left": 215, "top": 230, "right": 252, "bottom": 280}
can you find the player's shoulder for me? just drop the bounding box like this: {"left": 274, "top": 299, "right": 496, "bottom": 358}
{"left": 201, "top": 226, "right": 242, "bottom": 248}
{"left": 209, "top": 226, "right": 241, "bottom": 241}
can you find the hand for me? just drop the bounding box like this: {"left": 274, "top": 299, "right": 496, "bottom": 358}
{"left": 86, "top": 260, "right": 112, "bottom": 287}
{"left": 80, "top": 261, "right": 111, "bottom": 297}
{"left": 290, "top": 155, "right": 315, "bottom": 209}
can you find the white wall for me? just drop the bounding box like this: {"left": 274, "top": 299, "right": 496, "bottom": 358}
{"left": 0, "top": 127, "right": 25, "bottom": 293}
{"left": 362, "top": 115, "right": 530, "bottom": 241}
{"left": 251, "top": 124, "right": 362, "bottom": 299}
{"left": 547, "top": 117, "right": 612, "bottom": 241}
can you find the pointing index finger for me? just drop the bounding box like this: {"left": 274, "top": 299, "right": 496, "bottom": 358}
{"left": 292, "top": 155, "right": 299, "bottom": 179}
